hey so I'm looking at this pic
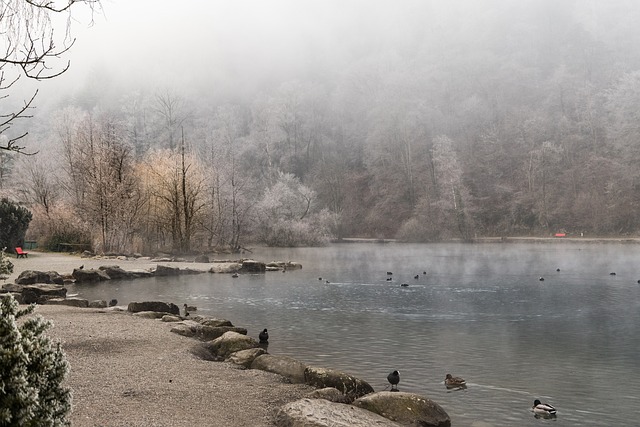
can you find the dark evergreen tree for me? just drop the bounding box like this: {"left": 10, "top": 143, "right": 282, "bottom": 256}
{"left": 0, "top": 199, "right": 33, "bottom": 252}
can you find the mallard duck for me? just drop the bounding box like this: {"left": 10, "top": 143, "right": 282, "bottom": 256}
{"left": 183, "top": 303, "right": 197, "bottom": 312}
{"left": 259, "top": 328, "right": 269, "bottom": 343}
{"left": 532, "top": 399, "right": 556, "bottom": 417}
{"left": 387, "top": 370, "right": 400, "bottom": 391}
{"left": 445, "top": 373, "right": 466, "bottom": 388}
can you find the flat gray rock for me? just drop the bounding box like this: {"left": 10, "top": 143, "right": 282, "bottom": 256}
{"left": 275, "top": 398, "right": 402, "bottom": 427}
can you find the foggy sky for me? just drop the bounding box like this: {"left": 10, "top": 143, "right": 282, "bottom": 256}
{"left": 42, "top": 0, "right": 478, "bottom": 102}
{"left": 27, "top": 0, "right": 639, "bottom": 110}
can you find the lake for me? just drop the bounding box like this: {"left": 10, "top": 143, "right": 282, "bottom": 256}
{"left": 67, "top": 242, "right": 640, "bottom": 426}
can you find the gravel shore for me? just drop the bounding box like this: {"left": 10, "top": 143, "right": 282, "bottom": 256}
{"left": 6, "top": 252, "right": 314, "bottom": 427}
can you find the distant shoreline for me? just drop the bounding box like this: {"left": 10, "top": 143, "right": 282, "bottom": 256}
{"left": 334, "top": 236, "right": 640, "bottom": 244}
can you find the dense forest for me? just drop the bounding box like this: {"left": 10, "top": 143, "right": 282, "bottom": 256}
{"left": 1, "top": 0, "right": 640, "bottom": 253}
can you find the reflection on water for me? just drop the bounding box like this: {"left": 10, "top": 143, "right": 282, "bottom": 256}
{"left": 68, "top": 243, "right": 640, "bottom": 426}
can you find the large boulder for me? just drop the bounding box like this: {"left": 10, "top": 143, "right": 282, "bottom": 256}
{"left": 353, "top": 392, "right": 451, "bottom": 427}
{"left": 127, "top": 301, "right": 180, "bottom": 315}
{"left": 152, "top": 265, "right": 204, "bottom": 276}
{"left": 98, "top": 265, "right": 134, "bottom": 280}
{"left": 152, "top": 265, "right": 181, "bottom": 276}
{"left": 44, "top": 297, "right": 89, "bottom": 308}
{"left": 1, "top": 283, "right": 23, "bottom": 293}
{"left": 228, "top": 347, "right": 268, "bottom": 368}
{"left": 266, "top": 261, "right": 303, "bottom": 271}
{"left": 251, "top": 354, "right": 308, "bottom": 384}
{"left": 209, "top": 263, "right": 242, "bottom": 273}
{"left": 275, "top": 398, "right": 402, "bottom": 427}
{"left": 21, "top": 284, "right": 67, "bottom": 304}
{"left": 14, "top": 270, "right": 64, "bottom": 285}
{"left": 72, "top": 268, "right": 110, "bottom": 283}
{"left": 195, "top": 331, "right": 259, "bottom": 360}
{"left": 304, "top": 367, "right": 374, "bottom": 399}
{"left": 170, "top": 323, "right": 247, "bottom": 341}
{"left": 190, "top": 315, "right": 234, "bottom": 327}
{"left": 239, "top": 259, "right": 266, "bottom": 273}
{"left": 306, "top": 387, "right": 353, "bottom": 404}
{"left": 89, "top": 300, "right": 107, "bottom": 308}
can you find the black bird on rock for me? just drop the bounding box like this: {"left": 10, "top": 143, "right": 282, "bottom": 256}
{"left": 387, "top": 370, "right": 400, "bottom": 391}
{"left": 259, "top": 328, "right": 269, "bottom": 343}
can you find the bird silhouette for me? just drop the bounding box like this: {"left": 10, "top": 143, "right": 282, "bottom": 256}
{"left": 259, "top": 328, "right": 269, "bottom": 343}
{"left": 387, "top": 370, "right": 400, "bottom": 391}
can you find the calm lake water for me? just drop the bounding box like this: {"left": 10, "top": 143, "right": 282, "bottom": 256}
{"left": 68, "top": 243, "right": 640, "bottom": 426}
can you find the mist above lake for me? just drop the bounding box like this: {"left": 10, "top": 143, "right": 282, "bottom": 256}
{"left": 69, "top": 242, "right": 640, "bottom": 426}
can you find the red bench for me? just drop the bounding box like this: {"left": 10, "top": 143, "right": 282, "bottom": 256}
{"left": 15, "top": 247, "right": 29, "bottom": 258}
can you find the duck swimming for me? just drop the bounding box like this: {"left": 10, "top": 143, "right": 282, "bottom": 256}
{"left": 444, "top": 373, "right": 466, "bottom": 388}
{"left": 531, "top": 399, "right": 557, "bottom": 417}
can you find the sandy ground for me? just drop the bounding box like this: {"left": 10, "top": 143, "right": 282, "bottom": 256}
{"left": 3, "top": 251, "right": 215, "bottom": 283}
{"left": 3, "top": 252, "right": 314, "bottom": 427}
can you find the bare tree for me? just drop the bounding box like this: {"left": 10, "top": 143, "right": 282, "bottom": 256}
{"left": 0, "top": 0, "right": 100, "bottom": 152}
{"left": 152, "top": 90, "right": 190, "bottom": 150}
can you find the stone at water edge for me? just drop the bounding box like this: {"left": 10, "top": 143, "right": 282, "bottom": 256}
{"left": 275, "top": 398, "right": 402, "bottom": 427}
{"left": 127, "top": 301, "right": 180, "bottom": 315}
{"left": 303, "top": 366, "right": 374, "bottom": 399}
{"left": 197, "top": 331, "right": 259, "bottom": 360}
{"left": 227, "top": 348, "right": 268, "bottom": 368}
{"left": 251, "top": 354, "right": 308, "bottom": 384}
{"left": 353, "top": 391, "right": 451, "bottom": 427}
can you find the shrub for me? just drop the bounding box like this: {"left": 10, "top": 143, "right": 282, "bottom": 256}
{"left": 0, "top": 295, "right": 72, "bottom": 426}
{"left": 27, "top": 204, "right": 91, "bottom": 252}
{"left": 0, "top": 247, "right": 13, "bottom": 278}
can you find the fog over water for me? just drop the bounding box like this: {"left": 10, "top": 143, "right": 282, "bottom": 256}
{"left": 68, "top": 243, "right": 640, "bottom": 426}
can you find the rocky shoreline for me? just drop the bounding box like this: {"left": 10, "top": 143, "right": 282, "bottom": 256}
{"left": 2, "top": 254, "right": 453, "bottom": 426}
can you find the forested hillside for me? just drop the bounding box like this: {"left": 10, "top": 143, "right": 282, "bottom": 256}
{"left": 1, "top": 0, "right": 639, "bottom": 253}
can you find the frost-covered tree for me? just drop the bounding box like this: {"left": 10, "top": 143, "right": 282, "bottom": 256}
{"left": 0, "top": 294, "right": 71, "bottom": 426}
{"left": 254, "top": 172, "right": 335, "bottom": 246}
{"left": 0, "top": 247, "right": 13, "bottom": 278}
